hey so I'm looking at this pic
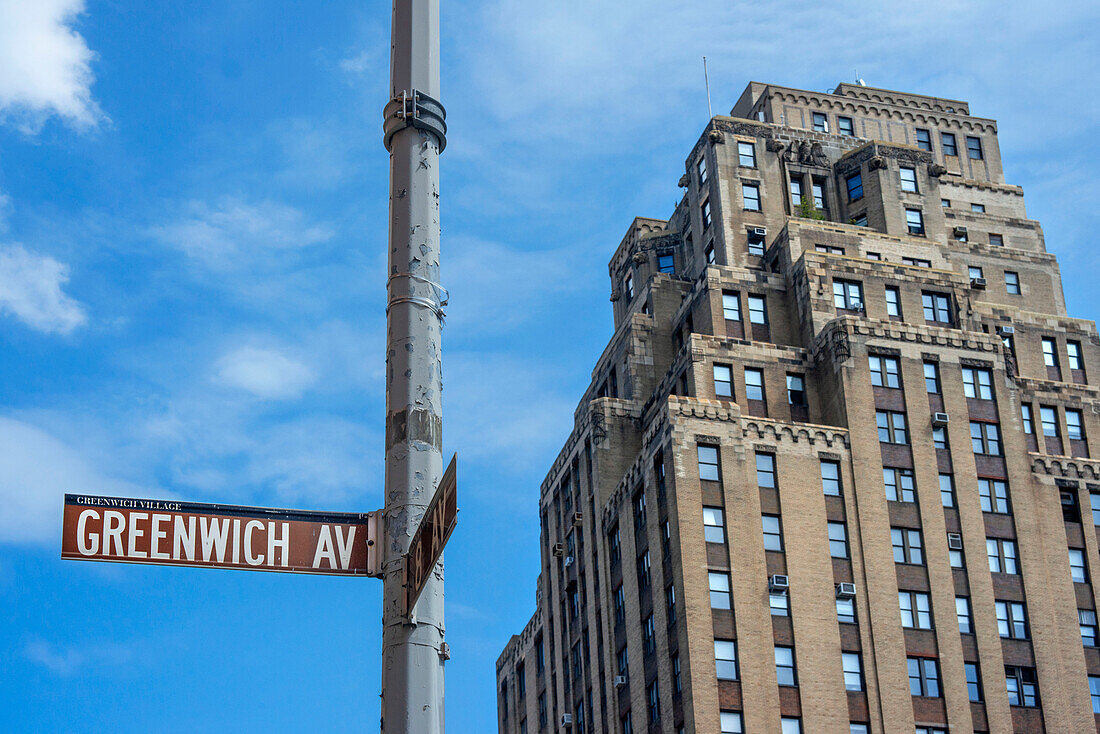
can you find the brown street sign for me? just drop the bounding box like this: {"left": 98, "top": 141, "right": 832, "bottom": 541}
{"left": 62, "top": 494, "right": 381, "bottom": 576}
{"left": 404, "top": 454, "right": 458, "bottom": 614}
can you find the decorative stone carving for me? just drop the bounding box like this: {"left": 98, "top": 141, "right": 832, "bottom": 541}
{"left": 677, "top": 173, "right": 689, "bottom": 188}
{"left": 632, "top": 252, "right": 647, "bottom": 264}
{"left": 868, "top": 156, "right": 887, "bottom": 170}
{"left": 766, "top": 139, "right": 785, "bottom": 152}
{"left": 928, "top": 163, "right": 948, "bottom": 177}
{"left": 708, "top": 130, "right": 723, "bottom": 144}
{"left": 609, "top": 291, "right": 620, "bottom": 302}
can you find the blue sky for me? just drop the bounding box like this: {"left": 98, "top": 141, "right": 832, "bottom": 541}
{"left": 0, "top": 1, "right": 1098, "bottom": 730}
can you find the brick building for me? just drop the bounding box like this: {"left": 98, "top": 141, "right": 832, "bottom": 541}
{"left": 494, "top": 81, "right": 1100, "bottom": 733}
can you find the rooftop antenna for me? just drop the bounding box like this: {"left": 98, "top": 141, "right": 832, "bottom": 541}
{"left": 703, "top": 56, "right": 713, "bottom": 119}
{"left": 855, "top": 69, "right": 866, "bottom": 87}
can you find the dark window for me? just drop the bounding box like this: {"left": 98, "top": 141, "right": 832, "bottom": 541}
{"left": 647, "top": 680, "right": 659, "bottom": 722}
{"left": 608, "top": 525, "right": 621, "bottom": 565}
{"left": 701, "top": 199, "right": 712, "bottom": 229}
{"left": 636, "top": 551, "right": 651, "bottom": 591}
{"left": 1005, "top": 666, "right": 1039, "bottom": 707}
{"left": 941, "top": 132, "right": 958, "bottom": 157}
{"left": 658, "top": 254, "right": 674, "bottom": 274}
{"left": 642, "top": 614, "right": 656, "bottom": 655}
{"left": 966, "top": 136, "right": 983, "bottom": 160}
{"left": 966, "top": 662, "right": 984, "bottom": 702}
{"left": 697, "top": 156, "right": 707, "bottom": 185}
{"left": 786, "top": 374, "right": 806, "bottom": 406}
{"left": 996, "top": 600, "right": 1029, "bottom": 639}
{"left": 846, "top": 173, "right": 864, "bottom": 201}
{"left": 915, "top": 128, "right": 932, "bottom": 151}
{"left": 704, "top": 242, "right": 715, "bottom": 264}
{"left": 747, "top": 230, "right": 765, "bottom": 256}
{"left": 633, "top": 488, "right": 646, "bottom": 532}
{"left": 989, "top": 233, "right": 1004, "bottom": 246}
{"left": 614, "top": 584, "right": 625, "bottom": 624}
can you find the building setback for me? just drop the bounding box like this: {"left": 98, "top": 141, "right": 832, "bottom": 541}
{"left": 495, "top": 81, "right": 1100, "bottom": 734}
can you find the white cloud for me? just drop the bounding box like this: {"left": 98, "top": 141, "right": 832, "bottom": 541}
{"left": 0, "top": 243, "right": 86, "bottom": 334}
{"left": 147, "top": 197, "right": 333, "bottom": 271}
{"left": 216, "top": 346, "right": 314, "bottom": 400}
{"left": 24, "top": 638, "right": 134, "bottom": 677}
{"left": 0, "top": 417, "right": 144, "bottom": 544}
{"left": 0, "top": 0, "right": 102, "bottom": 131}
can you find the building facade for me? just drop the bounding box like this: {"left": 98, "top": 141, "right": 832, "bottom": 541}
{"left": 495, "top": 81, "right": 1100, "bottom": 734}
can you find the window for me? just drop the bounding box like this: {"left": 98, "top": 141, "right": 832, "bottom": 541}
{"left": 892, "top": 527, "right": 924, "bottom": 565}
{"left": 962, "top": 367, "right": 993, "bottom": 399}
{"left": 763, "top": 515, "right": 783, "bottom": 551}
{"left": 743, "top": 183, "right": 761, "bottom": 211}
{"left": 966, "top": 662, "right": 984, "bottom": 702}
{"left": 770, "top": 590, "right": 789, "bottom": 617}
{"left": 775, "top": 646, "right": 797, "bottom": 686}
{"left": 624, "top": 274, "right": 634, "bottom": 301}
{"left": 658, "top": 254, "right": 674, "bottom": 274}
{"left": 609, "top": 525, "right": 622, "bottom": 565}
{"left": 957, "top": 596, "right": 973, "bottom": 633}
{"left": 869, "top": 355, "right": 901, "bottom": 387}
{"left": 1067, "top": 409, "right": 1085, "bottom": 440}
{"left": 1068, "top": 340, "right": 1085, "bottom": 370}
{"left": 614, "top": 585, "right": 625, "bottom": 624}
{"left": 1093, "top": 493, "right": 1100, "bottom": 525}
{"left": 908, "top": 657, "right": 941, "bottom": 697}
{"left": 922, "top": 292, "right": 952, "bottom": 323}
{"left": 1021, "top": 404, "right": 1035, "bottom": 435}
{"left": 1005, "top": 666, "right": 1039, "bottom": 707}
{"left": 846, "top": 172, "right": 864, "bottom": 201}
{"left": 904, "top": 257, "right": 931, "bottom": 268}
{"left": 720, "top": 712, "right": 743, "bottom": 734}
{"left": 971, "top": 202, "right": 986, "bottom": 213}
{"left": 886, "top": 286, "right": 902, "bottom": 318}
{"left": 617, "top": 646, "right": 628, "bottom": 677}
{"left": 970, "top": 421, "right": 1002, "bottom": 455}
{"left": 828, "top": 522, "right": 849, "bottom": 558}
{"left": 900, "top": 166, "right": 918, "bottom": 192}
{"left": 996, "top": 600, "right": 1029, "bottom": 639}
{"left": 813, "top": 181, "right": 826, "bottom": 211}
{"left": 966, "top": 136, "right": 984, "bottom": 160}
{"left": 842, "top": 652, "right": 864, "bottom": 691}
{"left": 1091, "top": 676, "right": 1100, "bottom": 714}
{"left": 941, "top": 132, "right": 958, "bottom": 157}
{"left": 949, "top": 534, "right": 965, "bottom": 568}
{"left": 833, "top": 280, "right": 864, "bottom": 310}
{"left": 703, "top": 507, "right": 725, "bottom": 544}
{"left": 672, "top": 653, "right": 681, "bottom": 692}
{"left": 701, "top": 199, "right": 712, "bottom": 229}
{"left": 637, "top": 551, "right": 651, "bottom": 591}
{"left": 812, "top": 112, "right": 828, "bottom": 132}
{"left": 1042, "top": 337, "right": 1059, "bottom": 368}
{"left": 939, "top": 474, "right": 956, "bottom": 507}
{"left": 705, "top": 242, "right": 715, "bottom": 264}
{"left": 821, "top": 461, "right": 841, "bottom": 496}
{"left": 787, "top": 374, "right": 806, "bottom": 406}
{"left": 979, "top": 478, "right": 1010, "bottom": 513}
{"left": 900, "top": 591, "right": 933, "bottom": 629}
{"left": 781, "top": 719, "right": 802, "bottom": 734}
{"left": 747, "top": 230, "right": 765, "bottom": 255}
{"left": 698, "top": 444, "right": 720, "bottom": 481}
{"left": 790, "top": 178, "right": 803, "bottom": 207}
{"left": 850, "top": 726, "right": 868, "bottom": 734}
{"left": 745, "top": 368, "right": 765, "bottom": 401}
{"left": 905, "top": 208, "right": 925, "bottom": 236}
{"left": 715, "top": 640, "right": 738, "bottom": 680}
{"left": 748, "top": 295, "right": 767, "bottom": 324}
{"left": 837, "top": 597, "right": 856, "bottom": 624}
{"left": 865, "top": 251, "right": 881, "bottom": 260}
{"left": 1081, "top": 609, "right": 1098, "bottom": 647}
{"left": 738, "top": 141, "right": 756, "bottom": 167}
{"left": 915, "top": 128, "right": 932, "bottom": 151}
{"left": 722, "top": 292, "right": 741, "bottom": 321}
{"left": 1005, "top": 271, "right": 1020, "bottom": 294}
{"left": 633, "top": 489, "right": 647, "bottom": 531}
{"left": 969, "top": 266, "right": 983, "bottom": 280}
{"left": 1070, "top": 548, "right": 1089, "bottom": 583}
{"left": 709, "top": 571, "right": 732, "bottom": 609}
{"left": 941, "top": 198, "right": 951, "bottom": 207}
{"left": 876, "top": 410, "right": 909, "bottom": 444}
{"left": 642, "top": 614, "right": 656, "bottom": 655}
{"left": 851, "top": 214, "right": 867, "bottom": 227}
{"left": 1040, "top": 406, "right": 1058, "bottom": 437}
{"left": 622, "top": 711, "right": 633, "bottom": 734}
{"left": 838, "top": 116, "right": 854, "bottom": 135}
{"left": 989, "top": 233, "right": 1004, "bottom": 246}
{"left": 933, "top": 425, "right": 948, "bottom": 450}
{"left": 538, "top": 693, "right": 547, "bottom": 728}
{"left": 714, "top": 364, "right": 733, "bottom": 398}
{"left": 697, "top": 156, "right": 707, "bottom": 185}
{"left": 987, "top": 537, "right": 1018, "bottom": 573}
{"left": 884, "top": 467, "right": 916, "bottom": 502}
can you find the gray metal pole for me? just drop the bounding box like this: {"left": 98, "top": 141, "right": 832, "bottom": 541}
{"left": 380, "top": 0, "right": 447, "bottom": 731}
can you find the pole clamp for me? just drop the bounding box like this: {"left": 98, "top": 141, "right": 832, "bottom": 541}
{"left": 383, "top": 89, "right": 447, "bottom": 153}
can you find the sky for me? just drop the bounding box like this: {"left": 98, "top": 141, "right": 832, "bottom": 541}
{"left": 0, "top": 1, "right": 1098, "bottom": 731}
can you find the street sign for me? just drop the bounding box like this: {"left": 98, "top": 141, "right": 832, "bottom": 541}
{"left": 62, "top": 494, "right": 381, "bottom": 576}
{"left": 403, "top": 454, "right": 458, "bottom": 614}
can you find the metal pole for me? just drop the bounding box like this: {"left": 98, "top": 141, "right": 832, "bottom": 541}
{"left": 380, "top": 0, "right": 447, "bottom": 731}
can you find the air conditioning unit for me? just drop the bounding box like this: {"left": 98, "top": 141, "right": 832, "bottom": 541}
{"left": 836, "top": 582, "right": 857, "bottom": 599}
{"left": 953, "top": 225, "right": 968, "bottom": 236}
{"left": 769, "top": 574, "right": 789, "bottom": 592}
{"left": 932, "top": 412, "right": 950, "bottom": 428}
{"left": 613, "top": 675, "right": 627, "bottom": 688}
{"left": 970, "top": 277, "right": 987, "bottom": 289}
{"left": 751, "top": 226, "right": 767, "bottom": 237}
{"left": 564, "top": 555, "right": 575, "bottom": 568}
{"left": 997, "top": 325, "right": 1015, "bottom": 335}
{"left": 552, "top": 543, "right": 564, "bottom": 557}
{"left": 573, "top": 511, "right": 583, "bottom": 527}
{"left": 561, "top": 714, "right": 574, "bottom": 727}
{"left": 851, "top": 301, "right": 865, "bottom": 313}
{"left": 947, "top": 533, "right": 963, "bottom": 550}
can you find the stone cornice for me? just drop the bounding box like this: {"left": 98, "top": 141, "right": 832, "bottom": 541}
{"left": 1031, "top": 454, "right": 1100, "bottom": 482}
